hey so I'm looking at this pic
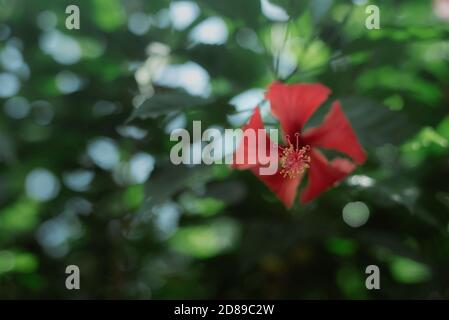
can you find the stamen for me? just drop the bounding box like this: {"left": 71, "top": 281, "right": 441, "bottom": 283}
{"left": 279, "top": 133, "right": 311, "bottom": 179}
{"left": 294, "top": 132, "right": 300, "bottom": 150}
{"left": 285, "top": 134, "right": 291, "bottom": 146}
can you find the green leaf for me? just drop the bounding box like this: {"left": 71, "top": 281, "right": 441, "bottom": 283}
{"left": 310, "top": 0, "right": 333, "bottom": 25}
{"left": 179, "top": 192, "right": 225, "bottom": 216}
{"left": 437, "top": 115, "right": 449, "bottom": 140}
{"left": 142, "top": 164, "right": 216, "bottom": 207}
{"left": 91, "top": 0, "right": 126, "bottom": 31}
{"left": 0, "top": 251, "right": 39, "bottom": 274}
{"left": 306, "top": 96, "right": 419, "bottom": 147}
{"left": 401, "top": 127, "right": 448, "bottom": 167}
{"left": 326, "top": 237, "right": 357, "bottom": 256}
{"left": 0, "top": 133, "right": 16, "bottom": 163}
{"left": 128, "top": 91, "right": 210, "bottom": 121}
{"left": 343, "top": 28, "right": 449, "bottom": 56}
{"left": 199, "top": 0, "right": 261, "bottom": 27}
{"left": 14, "top": 252, "right": 39, "bottom": 273}
{"left": 187, "top": 44, "right": 269, "bottom": 87}
{"left": 390, "top": 256, "right": 431, "bottom": 284}
{"left": 336, "top": 266, "right": 367, "bottom": 299}
{"left": 339, "top": 97, "right": 419, "bottom": 147}
{"left": 169, "top": 218, "right": 240, "bottom": 258}
{"left": 270, "top": 0, "right": 310, "bottom": 19}
{"left": 0, "top": 198, "right": 40, "bottom": 236}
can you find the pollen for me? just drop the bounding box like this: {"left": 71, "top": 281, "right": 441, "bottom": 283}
{"left": 279, "top": 133, "right": 311, "bottom": 179}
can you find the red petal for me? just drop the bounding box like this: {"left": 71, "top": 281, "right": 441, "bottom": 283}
{"left": 232, "top": 107, "right": 276, "bottom": 169}
{"left": 232, "top": 107, "right": 300, "bottom": 208}
{"left": 265, "top": 81, "right": 331, "bottom": 137}
{"left": 302, "top": 101, "right": 367, "bottom": 164}
{"left": 300, "top": 150, "right": 355, "bottom": 203}
{"left": 252, "top": 165, "right": 302, "bottom": 209}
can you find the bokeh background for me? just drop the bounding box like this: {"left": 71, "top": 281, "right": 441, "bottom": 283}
{"left": 0, "top": 0, "right": 449, "bottom": 299}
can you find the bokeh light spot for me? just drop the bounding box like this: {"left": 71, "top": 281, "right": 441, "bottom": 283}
{"left": 63, "top": 170, "right": 95, "bottom": 192}
{"left": 154, "top": 62, "right": 211, "bottom": 97}
{"left": 39, "top": 30, "right": 81, "bottom": 65}
{"left": 0, "top": 73, "right": 20, "bottom": 98}
{"left": 36, "top": 10, "right": 58, "bottom": 31}
{"left": 189, "top": 17, "right": 228, "bottom": 45}
{"left": 128, "top": 12, "right": 151, "bottom": 35}
{"left": 342, "top": 201, "right": 370, "bottom": 228}
{"left": 25, "top": 168, "right": 60, "bottom": 202}
{"left": 170, "top": 1, "right": 200, "bottom": 30}
{"left": 129, "top": 152, "right": 155, "bottom": 184}
{"left": 55, "top": 70, "right": 82, "bottom": 94}
{"left": 261, "top": 0, "right": 289, "bottom": 21}
{"left": 4, "top": 96, "right": 30, "bottom": 119}
{"left": 0, "top": 251, "right": 15, "bottom": 274}
{"left": 87, "top": 137, "right": 120, "bottom": 170}
{"left": 0, "top": 45, "right": 24, "bottom": 71}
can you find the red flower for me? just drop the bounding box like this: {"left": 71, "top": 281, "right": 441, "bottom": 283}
{"left": 232, "top": 81, "right": 367, "bottom": 208}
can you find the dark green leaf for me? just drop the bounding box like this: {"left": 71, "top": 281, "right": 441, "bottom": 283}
{"left": 128, "top": 91, "right": 211, "bottom": 121}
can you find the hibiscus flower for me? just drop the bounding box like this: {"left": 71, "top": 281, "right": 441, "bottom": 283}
{"left": 232, "top": 81, "right": 367, "bottom": 208}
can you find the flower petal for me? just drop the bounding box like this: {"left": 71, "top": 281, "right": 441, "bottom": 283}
{"left": 266, "top": 81, "right": 331, "bottom": 137}
{"left": 232, "top": 107, "right": 276, "bottom": 169}
{"left": 252, "top": 165, "right": 303, "bottom": 209}
{"left": 300, "top": 150, "right": 355, "bottom": 203}
{"left": 232, "top": 108, "right": 299, "bottom": 208}
{"left": 302, "top": 101, "right": 367, "bottom": 164}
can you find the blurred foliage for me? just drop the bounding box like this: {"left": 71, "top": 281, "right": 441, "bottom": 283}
{"left": 0, "top": 0, "right": 449, "bottom": 299}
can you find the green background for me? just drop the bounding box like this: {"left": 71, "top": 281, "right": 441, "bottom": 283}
{"left": 0, "top": 0, "right": 449, "bottom": 299}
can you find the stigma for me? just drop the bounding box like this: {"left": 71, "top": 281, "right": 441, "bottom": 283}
{"left": 279, "top": 133, "right": 311, "bottom": 179}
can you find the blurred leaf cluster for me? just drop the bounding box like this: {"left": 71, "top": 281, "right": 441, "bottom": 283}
{"left": 0, "top": 0, "right": 449, "bottom": 299}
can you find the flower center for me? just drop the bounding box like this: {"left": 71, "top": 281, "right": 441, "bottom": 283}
{"left": 279, "top": 133, "right": 311, "bottom": 179}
